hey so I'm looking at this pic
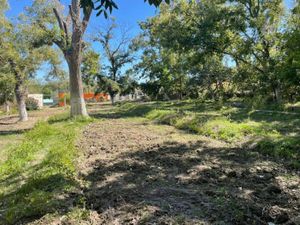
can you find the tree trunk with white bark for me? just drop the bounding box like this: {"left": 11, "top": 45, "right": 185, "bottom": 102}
{"left": 53, "top": 0, "right": 92, "bottom": 117}
{"left": 14, "top": 75, "right": 28, "bottom": 122}
{"left": 4, "top": 101, "right": 10, "bottom": 115}
{"left": 66, "top": 55, "right": 88, "bottom": 116}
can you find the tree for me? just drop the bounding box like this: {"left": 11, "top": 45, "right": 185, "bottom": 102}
{"left": 119, "top": 69, "right": 139, "bottom": 96}
{"left": 81, "top": 48, "right": 101, "bottom": 92}
{"left": 279, "top": 2, "right": 300, "bottom": 101}
{"left": 24, "top": 0, "right": 93, "bottom": 116}
{"left": 138, "top": 0, "right": 290, "bottom": 102}
{"left": 0, "top": 1, "right": 63, "bottom": 121}
{"left": 95, "top": 75, "right": 121, "bottom": 103}
{"left": 25, "top": 0, "right": 168, "bottom": 117}
{"left": 0, "top": 0, "right": 14, "bottom": 114}
{"left": 0, "top": 73, "right": 14, "bottom": 114}
{"left": 52, "top": 0, "right": 92, "bottom": 116}
{"left": 137, "top": 2, "right": 194, "bottom": 100}
{"left": 94, "top": 20, "right": 135, "bottom": 104}
{"left": 80, "top": 0, "right": 170, "bottom": 16}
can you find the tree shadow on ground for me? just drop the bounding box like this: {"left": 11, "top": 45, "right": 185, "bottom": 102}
{"left": 2, "top": 128, "right": 298, "bottom": 224}
{"left": 83, "top": 102, "right": 298, "bottom": 224}
{"left": 2, "top": 102, "right": 299, "bottom": 224}
{"left": 79, "top": 140, "right": 299, "bottom": 225}
{"left": 90, "top": 104, "right": 156, "bottom": 119}
{"left": 0, "top": 129, "right": 30, "bottom": 136}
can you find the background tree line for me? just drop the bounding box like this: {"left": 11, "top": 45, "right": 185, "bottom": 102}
{"left": 136, "top": 0, "right": 300, "bottom": 105}
{"left": 0, "top": 0, "right": 299, "bottom": 121}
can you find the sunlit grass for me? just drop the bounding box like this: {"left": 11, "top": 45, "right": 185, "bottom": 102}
{"left": 116, "top": 101, "right": 300, "bottom": 167}
{"left": 0, "top": 116, "right": 91, "bottom": 224}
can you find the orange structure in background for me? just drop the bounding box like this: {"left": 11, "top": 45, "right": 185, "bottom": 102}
{"left": 58, "top": 92, "right": 109, "bottom": 107}
{"left": 58, "top": 92, "right": 66, "bottom": 107}
{"left": 84, "top": 93, "right": 109, "bottom": 102}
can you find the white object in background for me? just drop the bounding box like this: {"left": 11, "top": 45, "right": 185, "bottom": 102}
{"left": 28, "top": 94, "right": 43, "bottom": 109}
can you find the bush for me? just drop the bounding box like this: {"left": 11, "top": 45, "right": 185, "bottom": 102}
{"left": 26, "top": 97, "right": 39, "bottom": 111}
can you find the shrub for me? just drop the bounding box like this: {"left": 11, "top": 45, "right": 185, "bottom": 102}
{"left": 26, "top": 97, "right": 39, "bottom": 111}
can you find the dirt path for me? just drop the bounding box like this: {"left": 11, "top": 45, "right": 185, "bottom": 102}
{"left": 0, "top": 107, "right": 67, "bottom": 136}
{"left": 0, "top": 107, "right": 67, "bottom": 161}
{"left": 76, "top": 118, "right": 300, "bottom": 225}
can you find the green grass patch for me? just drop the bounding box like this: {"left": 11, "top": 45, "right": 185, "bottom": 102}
{"left": 145, "top": 109, "right": 278, "bottom": 142}
{"left": 256, "top": 136, "right": 300, "bottom": 169}
{"left": 115, "top": 101, "right": 299, "bottom": 162}
{"left": 0, "top": 116, "right": 91, "bottom": 224}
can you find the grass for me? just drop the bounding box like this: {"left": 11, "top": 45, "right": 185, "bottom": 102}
{"left": 0, "top": 115, "right": 93, "bottom": 224}
{"left": 145, "top": 110, "right": 278, "bottom": 142}
{"left": 0, "top": 134, "right": 24, "bottom": 164}
{"left": 1, "top": 100, "right": 299, "bottom": 224}
{"left": 113, "top": 100, "right": 300, "bottom": 167}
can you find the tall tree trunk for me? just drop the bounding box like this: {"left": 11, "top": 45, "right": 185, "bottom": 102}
{"left": 4, "top": 100, "right": 10, "bottom": 115}
{"left": 53, "top": 0, "right": 92, "bottom": 118}
{"left": 14, "top": 76, "right": 28, "bottom": 122}
{"left": 66, "top": 56, "right": 88, "bottom": 117}
{"left": 109, "top": 93, "right": 115, "bottom": 105}
{"left": 271, "top": 83, "right": 281, "bottom": 103}
{"left": 9, "top": 59, "right": 28, "bottom": 121}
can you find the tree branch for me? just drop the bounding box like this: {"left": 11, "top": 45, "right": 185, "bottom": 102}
{"left": 82, "top": 6, "right": 92, "bottom": 33}
{"left": 53, "top": 8, "right": 65, "bottom": 32}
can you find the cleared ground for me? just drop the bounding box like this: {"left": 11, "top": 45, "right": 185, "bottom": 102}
{"left": 76, "top": 118, "right": 300, "bottom": 224}
{"left": 0, "top": 102, "right": 299, "bottom": 225}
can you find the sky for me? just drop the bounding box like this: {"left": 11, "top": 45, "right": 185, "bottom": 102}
{"left": 5, "top": 0, "right": 296, "bottom": 82}
{"left": 6, "top": 0, "right": 158, "bottom": 38}
{"left": 5, "top": 0, "right": 158, "bottom": 81}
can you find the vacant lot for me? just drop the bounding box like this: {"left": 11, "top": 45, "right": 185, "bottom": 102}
{"left": 0, "top": 101, "right": 299, "bottom": 225}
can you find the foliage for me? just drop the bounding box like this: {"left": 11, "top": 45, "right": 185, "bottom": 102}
{"left": 0, "top": 1, "right": 14, "bottom": 106}
{"left": 118, "top": 70, "right": 139, "bottom": 96}
{"left": 0, "top": 0, "right": 64, "bottom": 120}
{"left": 137, "top": 0, "right": 299, "bottom": 103}
{"left": 0, "top": 73, "right": 14, "bottom": 105}
{"left": 81, "top": 48, "right": 101, "bottom": 90}
{"left": 80, "top": 0, "right": 169, "bottom": 17}
{"left": 257, "top": 136, "right": 300, "bottom": 168}
{"left": 93, "top": 20, "right": 137, "bottom": 102}
{"left": 140, "top": 81, "right": 161, "bottom": 100}
{"left": 96, "top": 75, "right": 121, "bottom": 98}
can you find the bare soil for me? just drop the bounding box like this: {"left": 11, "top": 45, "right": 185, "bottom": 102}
{"left": 73, "top": 118, "right": 300, "bottom": 225}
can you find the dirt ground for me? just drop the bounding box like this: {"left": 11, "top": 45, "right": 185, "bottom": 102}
{"left": 73, "top": 118, "right": 300, "bottom": 225}
{"left": 0, "top": 107, "right": 67, "bottom": 155}
{"left": 0, "top": 107, "right": 67, "bottom": 135}
{"left": 1, "top": 105, "right": 299, "bottom": 224}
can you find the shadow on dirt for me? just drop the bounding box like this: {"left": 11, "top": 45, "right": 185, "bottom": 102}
{"left": 77, "top": 140, "right": 299, "bottom": 224}
{"left": 1, "top": 103, "right": 299, "bottom": 225}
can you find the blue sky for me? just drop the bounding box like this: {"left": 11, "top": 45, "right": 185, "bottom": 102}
{"left": 5, "top": 0, "right": 296, "bottom": 82}
{"left": 6, "top": 0, "right": 157, "bottom": 37}
{"left": 6, "top": 0, "right": 158, "bottom": 81}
